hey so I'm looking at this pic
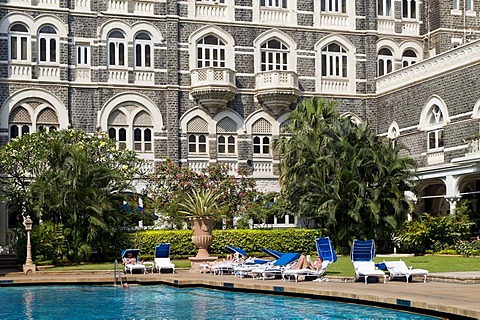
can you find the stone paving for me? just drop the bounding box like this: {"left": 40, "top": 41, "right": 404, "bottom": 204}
{"left": 1, "top": 269, "right": 479, "bottom": 319}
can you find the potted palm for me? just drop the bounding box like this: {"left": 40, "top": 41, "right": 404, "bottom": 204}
{"left": 179, "top": 189, "right": 225, "bottom": 260}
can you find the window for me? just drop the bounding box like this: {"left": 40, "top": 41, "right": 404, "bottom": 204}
{"left": 9, "top": 24, "right": 29, "bottom": 62}
{"left": 453, "top": 0, "right": 459, "bottom": 10}
{"left": 188, "top": 134, "right": 207, "bottom": 154}
{"left": 426, "top": 104, "right": 445, "bottom": 151}
{"left": 321, "top": 0, "right": 346, "bottom": 13}
{"left": 377, "top": 48, "right": 393, "bottom": 76}
{"left": 260, "top": 39, "right": 288, "bottom": 71}
{"left": 253, "top": 136, "right": 271, "bottom": 155}
{"left": 217, "top": 117, "right": 237, "bottom": 155}
{"left": 197, "top": 35, "right": 226, "bottom": 68}
{"left": 108, "top": 31, "right": 126, "bottom": 67}
{"left": 466, "top": 0, "right": 473, "bottom": 11}
{"left": 217, "top": 135, "right": 236, "bottom": 154}
{"left": 38, "top": 25, "right": 57, "bottom": 63}
{"left": 252, "top": 118, "right": 272, "bottom": 156}
{"left": 109, "top": 127, "right": 127, "bottom": 150}
{"left": 401, "top": 49, "right": 417, "bottom": 67}
{"left": 187, "top": 116, "right": 209, "bottom": 155}
{"left": 321, "top": 43, "right": 347, "bottom": 78}
{"left": 134, "top": 32, "right": 152, "bottom": 68}
{"left": 260, "top": 0, "right": 287, "bottom": 8}
{"left": 402, "top": 0, "right": 416, "bottom": 18}
{"left": 377, "top": 0, "right": 392, "bottom": 17}
{"left": 133, "top": 111, "right": 153, "bottom": 152}
{"left": 428, "top": 130, "right": 444, "bottom": 150}
{"left": 9, "top": 105, "right": 59, "bottom": 140}
{"left": 76, "top": 45, "right": 90, "bottom": 66}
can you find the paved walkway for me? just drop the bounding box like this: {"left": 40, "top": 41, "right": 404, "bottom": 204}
{"left": 1, "top": 270, "right": 480, "bottom": 319}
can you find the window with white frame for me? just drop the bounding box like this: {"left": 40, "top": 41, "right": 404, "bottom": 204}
{"left": 377, "top": 48, "right": 393, "bottom": 76}
{"left": 321, "top": 0, "right": 346, "bottom": 13}
{"left": 453, "top": 0, "right": 459, "bottom": 10}
{"left": 426, "top": 104, "right": 445, "bottom": 151}
{"left": 187, "top": 116, "right": 209, "bottom": 155}
{"left": 108, "top": 30, "right": 126, "bottom": 67}
{"left": 377, "top": 0, "right": 392, "bottom": 17}
{"left": 321, "top": 43, "right": 348, "bottom": 78}
{"left": 217, "top": 117, "right": 237, "bottom": 155}
{"left": 197, "top": 35, "right": 226, "bottom": 68}
{"left": 466, "top": 0, "right": 473, "bottom": 11}
{"left": 260, "top": 39, "right": 288, "bottom": 71}
{"left": 38, "top": 25, "right": 57, "bottom": 63}
{"left": 108, "top": 110, "right": 128, "bottom": 150}
{"left": 402, "top": 0, "right": 416, "bottom": 18}
{"left": 76, "top": 44, "right": 90, "bottom": 66}
{"left": 388, "top": 123, "right": 399, "bottom": 148}
{"left": 252, "top": 118, "right": 272, "bottom": 156}
{"left": 9, "top": 24, "right": 29, "bottom": 62}
{"left": 9, "top": 107, "right": 31, "bottom": 140}
{"left": 401, "top": 49, "right": 417, "bottom": 67}
{"left": 134, "top": 32, "right": 152, "bottom": 69}
{"left": 260, "top": 0, "right": 287, "bottom": 8}
{"left": 133, "top": 111, "right": 153, "bottom": 153}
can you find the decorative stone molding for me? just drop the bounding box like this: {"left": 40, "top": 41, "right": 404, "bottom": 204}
{"left": 377, "top": 40, "right": 480, "bottom": 95}
{"left": 190, "top": 67, "right": 237, "bottom": 114}
{"left": 255, "top": 70, "right": 300, "bottom": 117}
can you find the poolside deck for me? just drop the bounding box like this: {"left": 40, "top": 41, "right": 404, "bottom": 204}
{"left": 1, "top": 269, "right": 479, "bottom": 319}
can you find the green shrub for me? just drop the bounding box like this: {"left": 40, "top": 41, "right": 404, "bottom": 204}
{"left": 455, "top": 240, "right": 480, "bottom": 257}
{"left": 120, "top": 228, "right": 323, "bottom": 259}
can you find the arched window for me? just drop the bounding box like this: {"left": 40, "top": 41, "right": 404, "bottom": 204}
{"left": 252, "top": 118, "right": 272, "bottom": 156}
{"left": 377, "top": 0, "right": 392, "bottom": 17}
{"left": 426, "top": 104, "right": 445, "bottom": 151}
{"left": 9, "top": 107, "right": 31, "bottom": 139}
{"left": 108, "top": 31, "right": 126, "bottom": 67}
{"left": 260, "top": 39, "right": 288, "bottom": 71}
{"left": 217, "top": 117, "right": 237, "bottom": 155}
{"left": 321, "top": 0, "right": 346, "bottom": 13}
{"left": 187, "top": 116, "right": 209, "bottom": 154}
{"left": 9, "top": 104, "right": 60, "bottom": 140}
{"left": 108, "top": 110, "right": 128, "bottom": 150}
{"left": 135, "top": 32, "right": 152, "bottom": 68}
{"left": 402, "top": 49, "right": 417, "bottom": 67}
{"left": 402, "top": 0, "right": 416, "bottom": 19}
{"left": 321, "top": 43, "right": 347, "bottom": 78}
{"left": 38, "top": 25, "right": 57, "bottom": 63}
{"left": 9, "top": 24, "right": 29, "bottom": 62}
{"left": 197, "top": 35, "right": 226, "bottom": 68}
{"left": 378, "top": 48, "right": 393, "bottom": 76}
{"left": 133, "top": 111, "right": 153, "bottom": 152}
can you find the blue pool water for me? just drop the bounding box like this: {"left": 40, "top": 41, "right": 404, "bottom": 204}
{"left": 1, "top": 285, "right": 438, "bottom": 320}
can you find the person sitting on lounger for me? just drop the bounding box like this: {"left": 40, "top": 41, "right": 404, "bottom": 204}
{"left": 123, "top": 253, "right": 141, "bottom": 265}
{"left": 292, "top": 255, "right": 323, "bottom": 270}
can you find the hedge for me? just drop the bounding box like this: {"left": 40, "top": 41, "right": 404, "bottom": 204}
{"left": 119, "top": 229, "right": 323, "bottom": 259}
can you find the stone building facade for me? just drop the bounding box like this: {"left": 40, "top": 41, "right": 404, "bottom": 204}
{"left": 0, "top": 0, "right": 480, "bottom": 242}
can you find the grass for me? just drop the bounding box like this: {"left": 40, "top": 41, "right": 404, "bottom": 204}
{"left": 46, "top": 254, "right": 480, "bottom": 276}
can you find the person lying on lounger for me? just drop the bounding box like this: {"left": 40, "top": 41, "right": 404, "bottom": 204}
{"left": 123, "top": 253, "right": 141, "bottom": 265}
{"left": 291, "top": 255, "right": 323, "bottom": 270}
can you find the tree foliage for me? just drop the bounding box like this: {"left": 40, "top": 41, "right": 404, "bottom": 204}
{"left": 145, "top": 159, "right": 257, "bottom": 229}
{"left": 0, "top": 129, "right": 143, "bottom": 262}
{"left": 273, "top": 97, "right": 416, "bottom": 251}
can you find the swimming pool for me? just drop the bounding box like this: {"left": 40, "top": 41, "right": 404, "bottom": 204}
{"left": 2, "top": 285, "right": 438, "bottom": 319}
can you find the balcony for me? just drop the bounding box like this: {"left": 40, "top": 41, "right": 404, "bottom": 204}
{"left": 37, "top": 66, "right": 60, "bottom": 81}
{"left": 75, "top": 0, "right": 90, "bottom": 11}
{"left": 255, "top": 70, "right": 300, "bottom": 116}
{"left": 377, "top": 18, "right": 395, "bottom": 34}
{"left": 426, "top": 151, "right": 444, "bottom": 165}
{"left": 108, "top": 68, "right": 128, "bottom": 84}
{"left": 8, "top": 63, "right": 31, "bottom": 80}
{"left": 402, "top": 20, "right": 420, "bottom": 36}
{"left": 134, "top": 70, "right": 154, "bottom": 85}
{"left": 320, "top": 77, "right": 351, "bottom": 94}
{"left": 319, "top": 13, "right": 349, "bottom": 30}
{"left": 190, "top": 67, "right": 237, "bottom": 114}
{"left": 259, "top": 7, "right": 291, "bottom": 25}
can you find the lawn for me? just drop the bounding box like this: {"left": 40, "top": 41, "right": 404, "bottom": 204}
{"left": 47, "top": 255, "right": 480, "bottom": 276}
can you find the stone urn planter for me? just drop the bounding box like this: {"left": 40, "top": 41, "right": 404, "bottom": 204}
{"left": 190, "top": 217, "right": 214, "bottom": 258}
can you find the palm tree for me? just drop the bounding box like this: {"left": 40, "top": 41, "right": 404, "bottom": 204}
{"left": 274, "top": 97, "right": 415, "bottom": 252}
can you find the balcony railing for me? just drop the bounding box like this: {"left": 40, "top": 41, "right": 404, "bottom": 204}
{"left": 402, "top": 21, "right": 420, "bottom": 35}
{"left": 255, "top": 70, "right": 299, "bottom": 91}
{"left": 259, "top": 7, "right": 290, "bottom": 24}
{"left": 191, "top": 67, "right": 235, "bottom": 88}
{"left": 195, "top": 2, "right": 227, "bottom": 19}
{"left": 188, "top": 159, "right": 210, "bottom": 172}
{"left": 108, "top": 68, "right": 129, "bottom": 84}
{"left": 255, "top": 70, "right": 300, "bottom": 116}
{"left": 8, "top": 63, "right": 31, "bottom": 80}
{"left": 426, "top": 151, "right": 444, "bottom": 165}
{"left": 37, "top": 66, "right": 60, "bottom": 81}
{"left": 134, "top": 1, "right": 155, "bottom": 15}
{"left": 321, "top": 78, "right": 350, "bottom": 93}
{"left": 319, "top": 13, "right": 349, "bottom": 29}
{"left": 107, "top": 0, "right": 128, "bottom": 13}
{"left": 377, "top": 18, "right": 395, "bottom": 33}
{"left": 134, "top": 70, "right": 154, "bottom": 85}
{"left": 466, "top": 138, "right": 480, "bottom": 157}
{"left": 75, "top": 0, "right": 90, "bottom": 10}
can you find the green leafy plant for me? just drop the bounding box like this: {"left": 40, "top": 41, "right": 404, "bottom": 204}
{"left": 178, "top": 189, "right": 226, "bottom": 219}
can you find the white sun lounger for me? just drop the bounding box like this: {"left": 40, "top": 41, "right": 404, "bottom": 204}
{"left": 384, "top": 260, "right": 428, "bottom": 283}
{"left": 353, "top": 261, "right": 387, "bottom": 284}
